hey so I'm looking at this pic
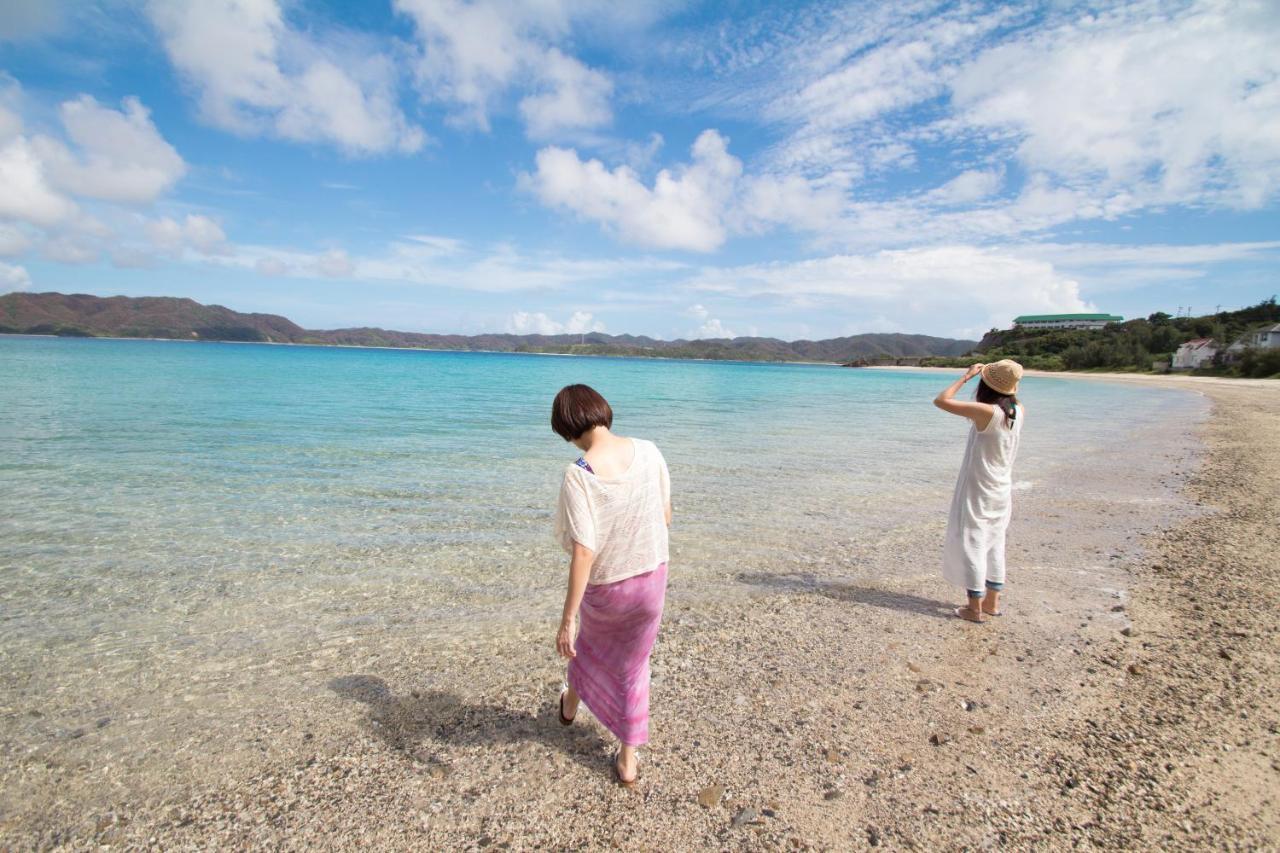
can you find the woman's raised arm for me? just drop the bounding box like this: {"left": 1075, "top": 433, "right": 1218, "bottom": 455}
{"left": 934, "top": 363, "right": 995, "bottom": 428}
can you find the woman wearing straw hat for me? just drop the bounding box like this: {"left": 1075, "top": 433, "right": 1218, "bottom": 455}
{"left": 934, "top": 359, "right": 1025, "bottom": 623}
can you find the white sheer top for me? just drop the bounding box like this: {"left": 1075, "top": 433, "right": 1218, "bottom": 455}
{"left": 554, "top": 438, "right": 671, "bottom": 586}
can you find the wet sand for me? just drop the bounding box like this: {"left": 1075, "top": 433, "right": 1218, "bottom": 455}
{"left": 5, "top": 375, "right": 1279, "bottom": 849}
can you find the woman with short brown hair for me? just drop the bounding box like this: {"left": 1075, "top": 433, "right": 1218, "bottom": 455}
{"left": 550, "top": 384, "right": 672, "bottom": 786}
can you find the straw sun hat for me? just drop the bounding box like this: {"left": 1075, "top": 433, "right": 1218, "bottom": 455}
{"left": 980, "top": 359, "right": 1023, "bottom": 395}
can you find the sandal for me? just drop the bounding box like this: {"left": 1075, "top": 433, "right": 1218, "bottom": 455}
{"left": 558, "top": 686, "right": 575, "bottom": 726}
{"left": 613, "top": 751, "right": 638, "bottom": 788}
{"left": 953, "top": 606, "right": 986, "bottom": 624}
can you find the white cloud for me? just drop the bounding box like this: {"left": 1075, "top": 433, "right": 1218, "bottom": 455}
{"left": 662, "top": 1, "right": 1280, "bottom": 245}
{"left": 687, "top": 245, "right": 1092, "bottom": 331}
{"left": 146, "top": 0, "right": 425, "bottom": 155}
{"left": 229, "top": 236, "right": 686, "bottom": 293}
{"left": 685, "top": 303, "right": 736, "bottom": 338}
{"left": 0, "top": 223, "right": 30, "bottom": 256}
{"left": 506, "top": 309, "right": 605, "bottom": 335}
{"left": 1012, "top": 240, "right": 1280, "bottom": 293}
{"left": 41, "top": 235, "right": 98, "bottom": 265}
{"left": 0, "top": 261, "right": 31, "bottom": 291}
{"left": 951, "top": 1, "right": 1280, "bottom": 210}
{"left": 0, "top": 136, "right": 78, "bottom": 226}
{"left": 524, "top": 129, "right": 742, "bottom": 251}
{"left": 694, "top": 317, "right": 735, "bottom": 339}
{"left": 312, "top": 249, "right": 355, "bottom": 278}
{"left": 926, "top": 169, "right": 1002, "bottom": 206}
{"left": 395, "top": 0, "right": 614, "bottom": 138}
{"left": 255, "top": 256, "right": 290, "bottom": 276}
{"left": 518, "top": 48, "right": 613, "bottom": 139}
{"left": 34, "top": 96, "right": 186, "bottom": 203}
{"left": 147, "top": 214, "right": 229, "bottom": 256}
{"left": 525, "top": 128, "right": 848, "bottom": 250}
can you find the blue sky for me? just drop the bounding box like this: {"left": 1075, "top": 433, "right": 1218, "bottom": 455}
{"left": 0, "top": 0, "right": 1277, "bottom": 341}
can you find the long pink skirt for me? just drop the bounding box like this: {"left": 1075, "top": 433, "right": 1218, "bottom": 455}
{"left": 567, "top": 562, "right": 668, "bottom": 746}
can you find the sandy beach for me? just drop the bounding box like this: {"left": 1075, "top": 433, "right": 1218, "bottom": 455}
{"left": 4, "top": 373, "right": 1278, "bottom": 850}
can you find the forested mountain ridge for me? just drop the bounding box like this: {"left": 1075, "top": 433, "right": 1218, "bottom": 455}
{"left": 0, "top": 292, "right": 976, "bottom": 363}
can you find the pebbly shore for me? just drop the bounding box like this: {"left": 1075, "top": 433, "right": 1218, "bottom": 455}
{"left": 5, "top": 376, "right": 1278, "bottom": 850}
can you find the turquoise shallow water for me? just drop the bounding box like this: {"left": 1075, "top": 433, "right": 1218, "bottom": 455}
{"left": 1, "top": 336, "right": 1192, "bottom": 630}
{"left": 0, "top": 336, "right": 1199, "bottom": 737}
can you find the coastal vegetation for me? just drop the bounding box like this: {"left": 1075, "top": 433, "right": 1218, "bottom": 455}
{"left": 0, "top": 291, "right": 974, "bottom": 364}
{"left": 921, "top": 298, "right": 1280, "bottom": 377}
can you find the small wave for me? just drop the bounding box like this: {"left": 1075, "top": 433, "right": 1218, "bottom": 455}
{"left": 1013, "top": 480, "right": 1034, "bottom": 491}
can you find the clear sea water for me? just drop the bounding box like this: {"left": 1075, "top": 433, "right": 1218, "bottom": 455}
{"left": 0, "top": 335, "right": 1200, "bottom": 783}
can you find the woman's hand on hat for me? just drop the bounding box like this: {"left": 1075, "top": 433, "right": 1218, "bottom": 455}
{"left": 965, "top": 363, "right": 985, "bottom": 380}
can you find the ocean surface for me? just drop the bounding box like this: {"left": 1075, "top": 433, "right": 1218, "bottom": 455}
{"left": 0, "top": 335, "right": 1202, "bottom": 786}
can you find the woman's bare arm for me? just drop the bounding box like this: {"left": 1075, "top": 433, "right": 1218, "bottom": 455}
{"left": 556, "top": 542, "right": 594, "bottom": 659}
{"left": 934, "top": 363, "right": 995, "bottom": 429}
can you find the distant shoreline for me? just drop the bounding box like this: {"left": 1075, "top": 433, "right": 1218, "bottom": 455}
{"left": 0, "top": 332, "right": 845, "bottom": 367}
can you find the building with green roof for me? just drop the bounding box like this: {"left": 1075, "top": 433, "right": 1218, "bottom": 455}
{"left": 1013, "top": 313, "right": 1124, "bottom": 330}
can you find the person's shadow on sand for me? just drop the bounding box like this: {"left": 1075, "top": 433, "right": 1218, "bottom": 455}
{"left": 736, "top": 571, "right": 955, "bottom": 619}
{"left": 328, "top": 675, "right": 603, "bottom": 773}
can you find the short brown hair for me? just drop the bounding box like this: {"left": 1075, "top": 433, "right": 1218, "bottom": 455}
{"left": 551, "top": 384, "right": 613, "bottom": 441}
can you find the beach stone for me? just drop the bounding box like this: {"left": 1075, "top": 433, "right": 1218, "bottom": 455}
{"left": 930, "top": 733, "right": 952, "bottom": 746}
{"left": 1121, "top": 627, "right": 1135, "bottom": 637}
{"left": 1127, "top": 663, "right": 1145, "bottom": 676}
{"left": 867, "top": 826, "right": 882, "bottom": 846}
{"left": 732, "top": 808, "right": 758, "bottom": 828}
{"left": 697, "top": 784, "right": 725, "bottom": 808}
{"left": 823, "top": 789, "right": 843, "bottom": 801}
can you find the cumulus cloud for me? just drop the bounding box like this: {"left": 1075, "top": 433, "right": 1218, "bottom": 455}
{"left": 518, "top": 48, "right": 613, "bottom": 140}
{"left": 396, "top": 0, "right": 614, "bottom": 138}
{"left": 34, "top": 96, "right": 186, "bottom": 203}
{"left": 0, "top": 81, "right": 195, "bottom": 265}
{"left": 524, "top": 130, "right": 743, "bottom": 251}
{"left": 0, "top": 137, "right": 79, "bottom": 226}
{"left": 0, "top": 261, "right": 31, "bottom": 291}
{"left": 525, "top": 128, "right": 846, "bottom": 250}
{"left": 147, "top": 0, "right": 425, "bottom": 155}
{"left": 684, "top": 303, "right": 737, "bottom": 338}
{"left": 506, "top": 309, "right": 605, "bottom": 335}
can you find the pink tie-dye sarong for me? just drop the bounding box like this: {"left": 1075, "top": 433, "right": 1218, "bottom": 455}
{"left": 568, "top": 562, "right": 668, "bottom": 746}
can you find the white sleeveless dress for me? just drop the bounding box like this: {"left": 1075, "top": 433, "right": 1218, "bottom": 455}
{"left": 942, "top": 403, "right": 1023, "bottom": 592}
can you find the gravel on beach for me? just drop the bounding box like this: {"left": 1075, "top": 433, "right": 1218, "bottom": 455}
{"left": 6, "top": 376, "right": 1279, "bottom": 850}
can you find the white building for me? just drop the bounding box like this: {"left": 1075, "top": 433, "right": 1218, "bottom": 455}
{"left": 1172, "top": 338, "right": 1218, "bottom": 370}
{"left": 1225, "top": 323, "right": 1280, "bottom": 361}
{"left": 1013, "top": 313, "right": 1124, "bottom": 330}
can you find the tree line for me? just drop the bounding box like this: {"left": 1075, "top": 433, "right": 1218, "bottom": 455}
{"left": 920, "top": 297, "right": 1280, "bottom": 377}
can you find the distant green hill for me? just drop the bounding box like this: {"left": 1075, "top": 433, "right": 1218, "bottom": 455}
{"left": 0, "top": 291, "right": 976, "bottom": 363}
{"left": 920, "top": 298, "right": 1280, "bottom": 378}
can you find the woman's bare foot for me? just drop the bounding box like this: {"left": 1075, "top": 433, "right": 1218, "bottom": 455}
{"left": 615, "top": 746, "right": 638, "bottom": 785}
{"left": 954, "top": 604, "right": 985, "bottom": 623}
{"left": 981, "top": 591, "right": 1001, "bottom": 616}
{"left": 558, "top": 685, "right": 579, "bottom": 725}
